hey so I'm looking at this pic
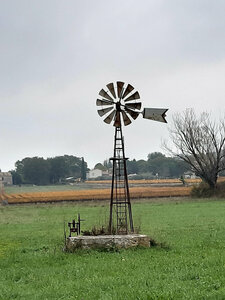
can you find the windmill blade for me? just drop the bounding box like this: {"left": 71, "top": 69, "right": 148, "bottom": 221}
{"left": 96, "top": 99, "right": 114, "bottom": 106}
{"left": 99, "top": 89, "right": 114, "bottom": 101}
{"left": 104, "top": 110, "right": 116, "bottom": 124}
{"left": 117, "top": 81, "right": 125, "bottom": 98}
{"left": 124, "top": 91, "right": 140, "bottom": 102}
{"left": 106, "top": 83, "right": 116, "bottom": 99}
{"left": 142, "top": 108, "right": 168, "bottom": 123}
{"left": 113, "top": 111, "right": 121, "bottom": 127}
{"left": 125, "top": 107, "right": 140, "bottom": 120}
{"left": 97, "top": 106, "right": 114, "bottom": 117}
{"left": 125, "top": 102, "right": 142, "bottom": 110}
{"left": 122, "top": 111, "right": 132, "bottom": 126}
{"left": 122, "top": 84, "right": 134, "bottom": 99}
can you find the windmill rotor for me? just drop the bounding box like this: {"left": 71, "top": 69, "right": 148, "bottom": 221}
{"left": 96, "top": 81, "right": 142, "bottom": 127}
{"left": 96, "top": 81, "right": 168, "bottom": 126}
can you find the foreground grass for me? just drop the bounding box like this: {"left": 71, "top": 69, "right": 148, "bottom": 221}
{"left": 0, "top": 198, "right": 225, "bottom": 299}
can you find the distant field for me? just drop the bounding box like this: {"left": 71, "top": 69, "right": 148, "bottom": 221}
{"left": 86, "top": 178, "right": 202, "bottom": 184}
{"left": 2, "top": 177, "right": 224, "bottom": 204}
{"left": 1, "top": 198, "right": 225, "bottom": 299}
{"left": 3, "top": 178, "right": 200, "bottom": 194}
{"left": 1, "top": 186, "right": 191, "bottom": 204}
{"left": 3, "top": 184, "right": 191, "bottom": 204}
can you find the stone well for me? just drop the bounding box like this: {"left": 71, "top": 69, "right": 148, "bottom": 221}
{"left": 66, "top": 234, "right": 150, "bottom": 251}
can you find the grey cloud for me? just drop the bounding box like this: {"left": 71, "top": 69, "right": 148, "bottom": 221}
{"left": 0, "top": 0, "right": 225, "bottom": 170}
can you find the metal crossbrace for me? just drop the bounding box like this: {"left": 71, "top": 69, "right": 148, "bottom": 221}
{"left": 109, "top": 126, "right": 134, "bottom": 234}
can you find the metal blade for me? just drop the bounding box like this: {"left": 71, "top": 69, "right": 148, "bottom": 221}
{"left": 125, "top": 102, "right": 142, "bottom": 110}
{"left": 125, "top": 107, "right": 140, "bottom": 120}
{"left": 117, "top": 81, "right": 125, "bottom": 98}
{"left": 99, "top": 89, "right": 114, "bottom": 101}
{"left": 142, "top": 108, "right": 168, "bottom": 123}
{"left": 122, "top": 84, "right": 134, "bottom": 99}
{"left": 96, "top": 99, "right": 113, "bottom": 106}
{"left": 104, "top": 110, "right": 116, "bottom": 124}
{"left": 124, "top": 91, "right": 140, "bottom": 102}
{"left": 106, "top": 83, "right": 116, "bottom": 99}
{"left": 113, "top": 111, "right": 121, "bottom": 127}
{"left": 97, "top": 106, "right": 113, "bottom": 117}
{"left": 122, "top": 111, "right": 132, "bottom": 126}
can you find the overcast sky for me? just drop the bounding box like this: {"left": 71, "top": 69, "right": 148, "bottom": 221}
{"left": 1, "top": 0, "right": 225, "bottom": 171}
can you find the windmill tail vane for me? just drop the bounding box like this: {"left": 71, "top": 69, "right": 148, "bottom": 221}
{"left": 96, "top": 81, "right": 168, "bottom": 234}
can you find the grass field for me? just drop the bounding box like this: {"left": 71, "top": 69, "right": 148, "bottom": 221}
{"left": 1, "top": 197, "right": 225, "bottom": 299}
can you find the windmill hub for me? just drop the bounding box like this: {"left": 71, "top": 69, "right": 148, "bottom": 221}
{"left": 116, "top": 101, "right": 121, "bottom": 111}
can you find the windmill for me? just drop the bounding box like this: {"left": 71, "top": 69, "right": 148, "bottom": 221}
{"left": 96, "top": 81, "right": 168, "bottom": 234}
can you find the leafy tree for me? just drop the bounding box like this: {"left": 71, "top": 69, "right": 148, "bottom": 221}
{"left": 48, "top": 155, "right": 88, "bottom": 183}
{"left": 147, "top": 152, "right": 189, "bottom": 178}
{"left": 127, "top": 159, "right": 138, "bottom": 174}
{"left": 103, "top": 159, "right": 112, "bottom": 169}
{"left": 148, "top": 152, "right": 165, "bottom": 160}
{"left": 94, "top": 163, "right": 107, "bottom": 171}
{"left": 10, "top": 170, "right": 22, "bottom": 185}
{"left": 63, "top": 155, "right": 82, "bottom": 177}
{"left": 19, "top": 157, "right": 50, "bottom": 185}
{"left": 48, "top": 156, "right": 68, "bottom": 183}
{"left": 15, "top": 160, "right": 25, "bottom": 182}
{"left": 15, "top": 155, "right": 88, "bottom": 185}
{"left": 81, "top": 157, "right": 86, "bottom": 181}
{"left": 136, "top": 159, "right": 149, "bottom": 173}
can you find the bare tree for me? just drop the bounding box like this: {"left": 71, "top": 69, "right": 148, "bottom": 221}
{"left": 165, "top": 109, "right": 225, "bottom": 189}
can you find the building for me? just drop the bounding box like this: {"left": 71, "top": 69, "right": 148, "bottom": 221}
{"left": 86, "top": 169, "right": 102, "bottom": 179}
{"left": 86, "top": 167, "right": 111, "bottom": 180}
{"left": 183, "top": 171, "right": 198, "bottom": 179}
{"left": 0, "top": 172, "right": 13, "bottom": 185}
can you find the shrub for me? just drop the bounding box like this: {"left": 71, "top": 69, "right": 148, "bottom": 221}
{"left": 191, "top": 181, "right": 225, "bottom": 198}
{"left": 191, "top": 182, "right": 214, "bottom": 197}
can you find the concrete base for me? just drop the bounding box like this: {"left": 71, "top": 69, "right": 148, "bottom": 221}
{"left": 66, "top": 234, "right": 150, "bottom": 251}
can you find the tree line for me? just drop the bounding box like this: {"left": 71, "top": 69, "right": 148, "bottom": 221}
{"left": 11, "top": 155, "right": 87, "bottom": 185}
{"left": 101, "top": 152, "right": 190, "bottom": 179}
{"left": 127, "top": 152, "right": 190, "bottom": 178}
{"left": 11, "top": 152, "right": 190, "bottom": 185}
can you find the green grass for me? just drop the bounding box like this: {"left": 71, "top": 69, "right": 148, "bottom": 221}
{"left": 4, "top": 183, "right": 110, "bottom": 194}
{"left": 1, "top": 198, "right": 225, "bottom": 299}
